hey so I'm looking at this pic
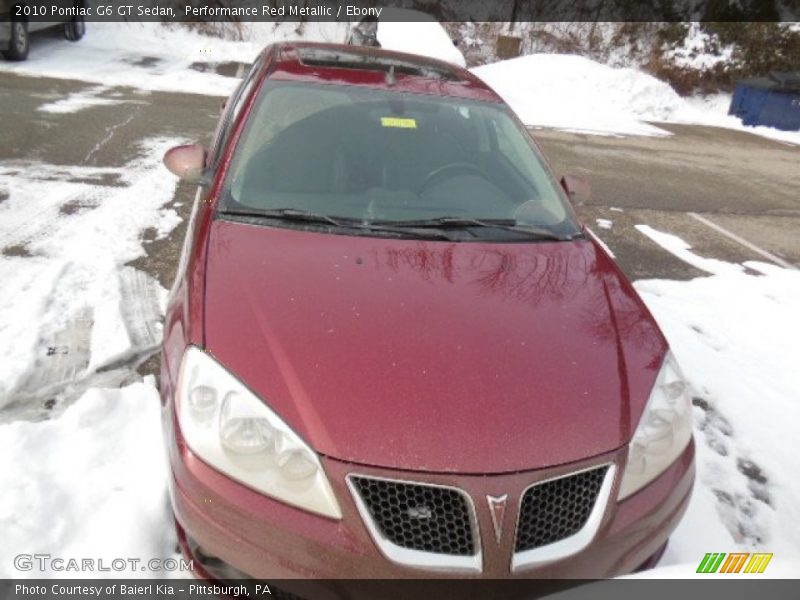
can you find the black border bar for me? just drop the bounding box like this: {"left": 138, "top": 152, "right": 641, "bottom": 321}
{"left": 2, "top": 579, "right": 800, "bottom": 600}
{"left": 7, "top": 0, "right": 800, "bottom": 23}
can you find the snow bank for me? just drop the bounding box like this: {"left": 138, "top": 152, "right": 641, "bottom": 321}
{"left": 473, "top": 53, "right": 800, "bottom": 144}
{"left": 633, "top": 227, "right": 800, "bottom": 566}
{"left": 376, "top": 9, "right": 466, "bottom": 67}
{"left": 472, "top": 54, "right": 681, "bottom": 136}
{"left": 0, "top": 378, "right": 175, "bottom": 577}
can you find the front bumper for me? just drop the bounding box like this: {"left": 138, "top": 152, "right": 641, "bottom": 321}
{"left": 167, "top": 421, "right": 695, "bottom": 580}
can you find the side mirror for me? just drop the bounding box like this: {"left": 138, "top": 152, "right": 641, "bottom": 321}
{"left": 163, "top": 144, "right": 207, "bottom": 184}
{"left": 560, "top": 174, "right": 591, "bottom": 205}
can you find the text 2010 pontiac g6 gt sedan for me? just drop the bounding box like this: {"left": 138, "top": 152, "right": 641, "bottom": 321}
{"left": 160, "top": 42, "right": 695, "bottom": 581}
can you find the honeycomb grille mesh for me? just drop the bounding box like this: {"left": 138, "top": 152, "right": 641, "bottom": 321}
{"left": 351, "top": 476, "right": 475, "bottom": 556}
{"left": 514, "top": 466, "right": 608, "bottom": 553}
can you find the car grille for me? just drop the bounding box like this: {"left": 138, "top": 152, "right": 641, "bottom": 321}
{"left": 350, "top": 476, "right": 475, "bottom": 556}
{"left": 514, "top": 466, "right": 608, "bottom": 553}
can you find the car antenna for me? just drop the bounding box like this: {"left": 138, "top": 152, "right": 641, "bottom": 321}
{"left": 385, "top": 65, "right": 396, "bottom": 87}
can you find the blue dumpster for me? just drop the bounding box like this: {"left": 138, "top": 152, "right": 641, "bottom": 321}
{"left": 729, "top": 72, "right": 800, "bottom": 131}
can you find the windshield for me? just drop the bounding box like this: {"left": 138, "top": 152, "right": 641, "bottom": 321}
{"left": 221, "top": 81, "right": 580, "bottom": 239}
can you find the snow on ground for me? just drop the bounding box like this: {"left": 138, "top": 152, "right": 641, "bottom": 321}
{"left": 0, "top": 138, "right": 182, "bottom": 413}
{"left": 0, "top": 19, "right": 465, "bottom": 98}
{"left": 635, "top": 225, "right": 743, "bottom": 277}
{"left": 1, "top": 21, "right": 798, "bottom": 578}
{"left": 675, "top": 93, "right": 800, "bottom": 146}
{"left": 2, "top": 22, "right": 794, "bottom": 143}
{"left": 3, "top": 219, "right": 797, "bottom": 577}
{"left": 633, "top": 227, "right": 800, "bottom": 570}
{"left": 38, "top": 85, "right": 130, "bottom": 114}
{"left": 0, "top": 137, "right": 185, "bottom": 574}
{"left": 596, "top": 218, "right": 613, "bottom": 229}
{"left": 473, "top": 53, "right": 800, "bottom": 144}
{"left": 0, "top": 21, "right": 348, "bottom": 96}
{"left": 0, "top": 378, "right": 176, "bottom": 577}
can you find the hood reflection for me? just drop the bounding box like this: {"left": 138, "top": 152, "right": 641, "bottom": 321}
{"left": 372, "top": 242, "right": 592, "bottom": 306}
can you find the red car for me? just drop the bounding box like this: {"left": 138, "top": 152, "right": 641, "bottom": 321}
{"left": 160, "top": 42, "right": 694, "bottom": 582}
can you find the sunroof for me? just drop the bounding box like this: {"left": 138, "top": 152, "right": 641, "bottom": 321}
{"left": 296, "top": 47, "right": 458, "bottom": 81}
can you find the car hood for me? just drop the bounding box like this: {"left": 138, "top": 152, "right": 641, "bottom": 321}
{"left": 204, "top": 220, "right": 667, "bottom": 474}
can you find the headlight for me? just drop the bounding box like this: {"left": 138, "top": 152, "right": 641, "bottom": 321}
{"left": 176, "top": 346, "right": 342, "bottom": 519}
{"left": 618, "top": 351, "right": 693, "bottom": 500}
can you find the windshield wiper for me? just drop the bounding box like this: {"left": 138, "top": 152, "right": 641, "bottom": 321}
{"left": 373, "top": 217, "right": 577, "bottom": 241}
{"left": 224, "top": 207, "right": 348, "bottom": 227}
{"left": 221, "top": 208, "right": 454, "bottom": 240}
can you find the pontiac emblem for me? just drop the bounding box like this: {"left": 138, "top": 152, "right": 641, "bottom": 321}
{"left": 406, "top": 505, "right": 433, "bottom": 520}
{"left": 486, "top": 494, "right": 508, "bottom": 544}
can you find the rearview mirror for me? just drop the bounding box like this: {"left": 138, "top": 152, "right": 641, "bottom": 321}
{"left": 560, "top": 174, "right": 591, "bottom": 205}
{"left": 163, "top": 144, "right": 207, "bottom": 184}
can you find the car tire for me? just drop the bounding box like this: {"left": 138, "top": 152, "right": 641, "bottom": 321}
{"left": 64, "top": 17, "right": 85, "bottom": 42}
{"left": 2, "top": 20, "right": 29, "bottom": 61}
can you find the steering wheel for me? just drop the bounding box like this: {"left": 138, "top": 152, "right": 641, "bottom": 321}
{"left": 513, "top": 200, "right": 544, "bottom": 222}
{"left": 418, "top": 162, "right": 491, "bottom": 196}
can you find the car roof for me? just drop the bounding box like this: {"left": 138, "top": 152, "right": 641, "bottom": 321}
{"left": 264, "top": 42, "right": 503, "bottom": 104}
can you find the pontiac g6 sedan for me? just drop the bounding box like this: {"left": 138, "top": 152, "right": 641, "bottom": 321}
{"left": 160, "top": 42, "right": 695, "bottom": 581}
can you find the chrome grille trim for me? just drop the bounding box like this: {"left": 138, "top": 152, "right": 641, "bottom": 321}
{"left": 511, "top": 464, "right": 616, "bottom": 571}
{"left": 347, "top": 474, "right": 482, "bottom": 572}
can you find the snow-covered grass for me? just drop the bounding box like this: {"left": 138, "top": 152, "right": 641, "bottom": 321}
{"left": 473, "top": 53, "right": 800, "bottom": 144}
{"left": 633, "top": 227, "right": 800, "bottom": 570}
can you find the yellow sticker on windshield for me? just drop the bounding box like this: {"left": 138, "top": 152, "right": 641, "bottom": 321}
{"left": 381, "top": 117, "right": 417, "bottom": 129}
